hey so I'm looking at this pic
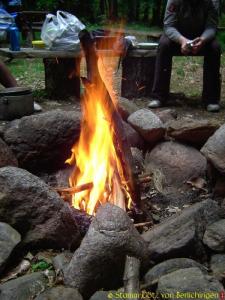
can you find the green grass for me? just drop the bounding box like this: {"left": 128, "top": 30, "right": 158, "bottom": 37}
{"left": 6, "top": 58, "right": 44, "bottom": 88}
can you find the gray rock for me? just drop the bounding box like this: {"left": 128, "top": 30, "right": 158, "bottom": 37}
{"left": 127, "top": 109, "right": 165, "bottom": 143}
{"left": 203, "top": 219, "right": 225, "bottom": 252}
{"left": 64, "top": 204, "right": 149, "bottom": 298}
{"left": 122, "top": 121, "right": 144, "bottom": 149}
{"left": 210, "top": 254, "right": 225, "bottom": 282}
{"left": 52, "top": 252, "right": 73, "bottom": 272}
{"left": 142, "top": 200, "right": 222, "bottom": 262}
{"left": 0, "top": 138, "right": 18, "bottom": 168}
{"left": 118, "top": 97, "right": 139, "bottom": 120}
{"left": 35, "top": 286, "right": 83, "bottom": 300}
{"left": 154, "top": 109, "right": 177, "bottom": 124}
{"left": 0, "top": 166, "right": 80, "bottom": 249}
{"left": 201, "top": 124, "right": 225, "bottom": 173}
{"left": 3, "top": 109, "right": 81, "bottom": 172}
{"left": 0, "top": 222, "right": 21, "bottom": 274}
{"left": 167, "top": 118, "right": 219, "bottom": 146}
{"left": 157, "top": 267, "right": 223, "bottom": 300}
{"left": 131, "top": 147, "right": 144, "bottom": 173}
{"left": 89, "top": 291, "right": 117, "bottom": 300}
{"left": 145, "top": 141, "right": 207, "bottom": 196}
{"left": 0, "top": 271, "right": 54, "bottom": 300}
{"left": 144, "top": 258, "right": 207, "bottom": 286}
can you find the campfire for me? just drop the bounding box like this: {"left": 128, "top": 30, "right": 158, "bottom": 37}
{"left": 63, "top": 30, "right": 139, "bottom": 215}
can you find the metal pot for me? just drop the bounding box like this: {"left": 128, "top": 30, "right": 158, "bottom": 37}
{"left": 0, "top": 87, "right": 34, "bottom": 120}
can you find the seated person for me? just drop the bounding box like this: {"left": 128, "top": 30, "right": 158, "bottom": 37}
{"left": 149, "top": 0, "right": 221, "bottom": 112}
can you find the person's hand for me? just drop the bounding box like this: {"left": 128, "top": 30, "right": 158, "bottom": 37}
{"left": 191, "top": 37, "right": 205, "bottom": 54}
{"left": 180, "top": 37, "right": 191, "bottom": 55}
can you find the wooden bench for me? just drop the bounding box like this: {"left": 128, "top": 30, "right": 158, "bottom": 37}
{"left": 0, "top": 46, "right": 158, "bottom": 100}
{"left": 0, "top": 47, "right": 121, "bottom": 99}
{"left": 16, "top": 11, "right": 48, "bottom": 44}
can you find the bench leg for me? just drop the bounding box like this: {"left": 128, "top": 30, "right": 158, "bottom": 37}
{"left": 43, "top": 57, "right": 81, "bottom": 100}
{"left": 121, "top": 56, "right": 156, "bottom": 99}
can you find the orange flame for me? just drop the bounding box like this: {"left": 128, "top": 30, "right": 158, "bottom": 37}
{"left": 66, "top": 30, "right": 131, "bottom": 215}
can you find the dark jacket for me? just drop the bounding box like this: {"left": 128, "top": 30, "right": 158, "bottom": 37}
{"left": 164, "top": 0, "right": 219, "bottom": 43}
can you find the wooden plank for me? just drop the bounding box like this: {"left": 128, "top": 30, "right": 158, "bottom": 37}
{"left": 0, "top": 48, "right": 124, "bottom": 59}
{"left": 0, "top": 47, "right": 82, "bottom": 59}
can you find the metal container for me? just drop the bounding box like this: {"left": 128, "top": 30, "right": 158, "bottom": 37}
{"left": 0, "top": 87, "right": 34, "bottom": 120}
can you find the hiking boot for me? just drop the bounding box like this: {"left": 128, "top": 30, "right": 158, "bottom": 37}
{"left": 206, "top": 104, "right": 220, "bottom": 112}
{"left": 148, "top": 99, "right": 162, "bottom": 108}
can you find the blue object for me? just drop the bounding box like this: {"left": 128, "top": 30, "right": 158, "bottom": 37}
{"left": 9, "top": 24, "right": 20, "bottom": 51}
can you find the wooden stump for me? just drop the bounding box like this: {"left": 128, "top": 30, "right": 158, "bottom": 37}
{"left": 43, "top": 57, "right": 81, "bottom": 99}
{"left": 121, "top": 50, "right": 156, "bottom": 99}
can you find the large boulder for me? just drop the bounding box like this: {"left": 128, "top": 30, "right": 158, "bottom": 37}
{"left": 154, "top": 109, "right": 177, "bottom": 124}
{"left": 201, "top": 124, "right": 225, "bottom": 173}
{"left": 145, "top": 141, "right": 207, "bottom": 196}
{"left": 210, "top": 254, "right": 225, "bottom": 282}
{"left": 157, "top": 267, "right": 223, "bottom": 299}
{"left": 203, "top": 219, "right": 225, "bottom": 252}
{"left": 3, "top": 109, "right": 81, "bottom": 172}
{"left": 117, "top": 97, "right": 138, "bottom": 120}
{"left": 35, "top": 286, "right": 83, "bottom": 300}
{"left": 64, "top": 204, "right": 149, "bottom": 298}
{"left": 144, "top": 258, "right": 207, "bottom": 287}
{"left": 166, "top": 118, "right": 219, "bottom": 146}
{"left": 142, "top": 200, "right": 222, "bottom": 262}
{"left": 127, "top": 109, "right": 165, "bottom": 143}
{"left": 0, "top": 166, "right": 81, "bottom": 249}
{"left": 122, "top": 121, "right": 144, "bottom": 149}
{"left": 0, "top": 138, "right": 18, "bottom": 168}
{"left": 0, "top": 222, "right": 21, "bottom": 274}
{"left": 0, "top": 271, "right": 55, "bottom": 300}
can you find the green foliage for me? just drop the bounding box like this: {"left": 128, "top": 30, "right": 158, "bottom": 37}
{"left": 36, "top": 0, "right": 57, "bottom": 10}
{"left": 218, "top": 31, "right": 225, "bottom": 51}
{"left": 31, "top": 260, "right": 52, "bottom": 272}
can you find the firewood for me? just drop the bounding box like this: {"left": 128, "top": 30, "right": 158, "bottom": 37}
{"left": 123, "top": 256, "right": 141, "bottom": 300}
{"left": 55, "top": 182, "right": 93, "bottom": 194}
{"left": 134, "top": 221, "right": 152, "bottom": 228}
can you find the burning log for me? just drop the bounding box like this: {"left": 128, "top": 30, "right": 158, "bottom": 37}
{"left": 76, "top": 29, "right": 141, "bottom": 211}
{"left": 55, "top": 182, "right": 93, "bottom": 194}
{"left": 55, "top": 174, "right": 151, "bottom": 195}
{"left": 63, "top": 203, "right": 149, "bottom": 298}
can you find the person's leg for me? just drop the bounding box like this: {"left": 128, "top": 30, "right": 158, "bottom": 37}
{"left": 0, "top": 61, "right": 17, "bottom": 87}
{"left": 202, "top": 39, "right": 221, "bottom": 106}
{"left": 151, "top": 34, "right": 178, "bottom": 105}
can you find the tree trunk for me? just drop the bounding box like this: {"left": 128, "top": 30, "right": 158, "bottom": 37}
{"left": 108, "top": 0, "right": 118, "bottom": 21}
{"left": 152, "top": 0, "right": 162, "bottom": 26}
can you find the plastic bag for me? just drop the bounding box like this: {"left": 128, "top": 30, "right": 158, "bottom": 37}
{"left": 41, "top": 11, "right": 85, "bottom": 51}
{"left": 0, "top": 8, "right": 14, "bottom": 25}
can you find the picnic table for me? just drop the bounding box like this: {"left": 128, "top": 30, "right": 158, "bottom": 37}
{"left": 0, "top": 47, "right": 158, "bottom": 99}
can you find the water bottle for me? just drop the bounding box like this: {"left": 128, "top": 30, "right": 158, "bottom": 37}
{"left": 9, "top": 24, "right": 20, "bottom": 51}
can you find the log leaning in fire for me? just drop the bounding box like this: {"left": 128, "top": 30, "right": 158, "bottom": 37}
{"left": 63, "top": 203, "right": 149, "bottom": 298}
{"left": 78, "top": 29, "right": 141, "bottom": 209}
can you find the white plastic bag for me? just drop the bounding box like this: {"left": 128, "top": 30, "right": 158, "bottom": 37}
{"left": 41, "top": 11, "right": 85, "bottom": 51}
